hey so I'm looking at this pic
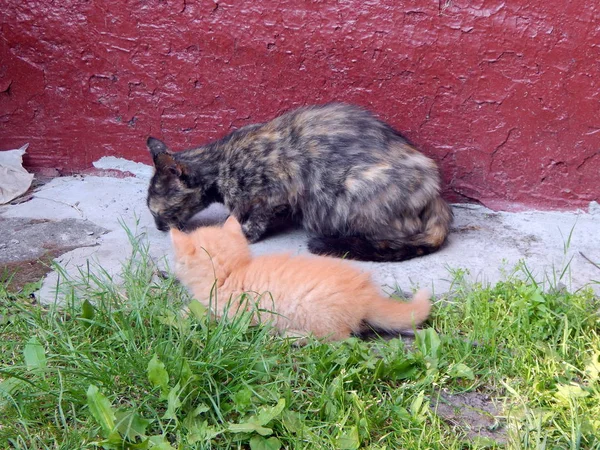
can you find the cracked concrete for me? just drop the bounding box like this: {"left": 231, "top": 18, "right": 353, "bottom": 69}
{"left": 0, "top": 158, "right": 599, "bottom": 303}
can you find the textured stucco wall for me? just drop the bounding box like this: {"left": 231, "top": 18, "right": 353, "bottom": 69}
{"left": 1, "top": 0, "right": 598, "bottom": 209}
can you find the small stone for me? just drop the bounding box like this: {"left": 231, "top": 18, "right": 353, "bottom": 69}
{"left": 86, "top": 230, "right": 94, "bottom": 235}
{"left": 10, "top": 239, "right": 19, "bottom": 245}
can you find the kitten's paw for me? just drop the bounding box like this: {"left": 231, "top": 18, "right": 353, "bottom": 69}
{"left": 282, "top": 329, "right": 309, "bottom": 346}
{"left": 179, "top": 305, "right": 190, "bottom": 319}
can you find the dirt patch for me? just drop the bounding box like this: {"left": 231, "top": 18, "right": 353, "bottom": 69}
{"left": 432, "top": 390, "right": 507, "bottom": 445}
{"left": 1, "top": 250, "right": 61, "bottom": 293}
{"left": 0, "top": 217, "right": 108, "bottom": 292}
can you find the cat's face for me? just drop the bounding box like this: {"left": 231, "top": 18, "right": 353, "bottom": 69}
{"left": 147, "top": 168, "right": 208, "bottom": 232}
{"left": 146, "top": 137, "right": 212, "bottom": 232}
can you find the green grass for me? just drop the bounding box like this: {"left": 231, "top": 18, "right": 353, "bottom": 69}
{"left": 1, "top": 234, "right": 599, "bottom": 449}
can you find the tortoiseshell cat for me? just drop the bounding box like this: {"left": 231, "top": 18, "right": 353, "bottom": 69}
{"left": 147, "top": 103, "right": 452, "bottom": 261}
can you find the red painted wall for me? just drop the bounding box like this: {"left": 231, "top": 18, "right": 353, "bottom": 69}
{"left": 1, "top": 0, "right": 598, "bottom": 210}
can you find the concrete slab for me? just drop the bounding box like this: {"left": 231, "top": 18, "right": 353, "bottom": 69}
{"left": 0, "top": 216, "right": 107, "bottom": 291}
{"left": 1, "top": 158, "right": 599, "bottom": 302}
{"left": 0, "top": 217, "right": 106, "bottom": 265}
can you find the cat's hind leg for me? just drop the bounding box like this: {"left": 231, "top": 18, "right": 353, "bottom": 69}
{"left": 307, "top": 235, "right": 438, "bottom": 262}
{"left": 307, "top": 235, "right": 382, "bottom": 260}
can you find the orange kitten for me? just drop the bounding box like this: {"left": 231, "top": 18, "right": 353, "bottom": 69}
{"left": 170, "top": 216, "right": 431, "bottom": 341}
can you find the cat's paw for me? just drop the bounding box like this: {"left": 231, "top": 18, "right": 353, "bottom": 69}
{"left": 241, "top": 222, "right": 266, "bottom": 243}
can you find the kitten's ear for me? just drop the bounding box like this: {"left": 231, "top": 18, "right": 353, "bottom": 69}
{"left": 223, "top": 215, "right": 243, "bottom": 235}
{"left": 147, "top": 138, "right": 186, "bottom": 177}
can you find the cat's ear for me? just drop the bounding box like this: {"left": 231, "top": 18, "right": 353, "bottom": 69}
{"left": 170, "top": 228, "right": 195, "bottom": 255}
{"left": 156, "top": 153, "right": 185, "bottom": 177}
{"left": 147, "top": 137, "right": 186, "bottom": 177}
{"left": 223, "top": 215, "right": 243, "bottom": 235}
{"left": 147, "top": 137, "right": 168, "bottom": 158}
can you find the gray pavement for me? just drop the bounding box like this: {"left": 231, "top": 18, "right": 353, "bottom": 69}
{"left": 1, "top": 157, "right": 599, "bottom": 302}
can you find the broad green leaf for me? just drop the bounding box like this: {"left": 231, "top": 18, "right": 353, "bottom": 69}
{"left": 81, "top": 299, "right": 95, "bottom": 321}
{"left": 250, "top": 435, "right": 282, "bottom": 450}
{"left": 148, "top": 435, "right": 176, "bottom": 450}
{"left": 555, "top": 383, "right": 589, "bottom": 405}
{"left": 280, "top": 410, "right": 304, "bottom": 434}
{"left": 186, "top": 419, "right": 222, "bottom": 444}
{"left": 24, "top": 337, "right": 47, "bottom": 371}
{"left": 147, "top": 354, "right": 169, "bottom": 397}
{"left": 188, "top": 299, "right": 207, "bottom": 319}
{"left": 191, "top": 403, "right": 210, "bottom": 417}
{"left": 97, "top": 432, "right": 147, "bottom": 450}
{"left": 228, "top": 398, "right": 285, "bottom": 437}
{"left": 87, "top": 385, "right": 116, "bottom": 436}
{"left": 386, "top": 358, "right": 418, "bottom": 381}
{"left": 158, "top": 312, "right": 179, "bottom": 329}
{"left": 127, "top": 439, "right": 150, "bottom": 449}
{"left": 585, "top": 352, "right": 600, "bottom": 382}
{"left": 470, "top": 436, "right": 502, "bottom": 447}
{"left": 0, "top": 377, "right": 28, "bottom": 409}
{"left": 448, "top": 363, "right": 475, "bottom": 380}
{"left": 162, "top": 382, "right": 182, "bottom": 420}
{"left": 393, "top": 406, "right": 411, "bottom": 421}
{"left": 410, "top": 391, "right": 427, "bottom": 418}
{"left": 255, "top": 398, "right": 286, "bottom": 426}
{"left": 0, "top": 377, "right": 27, "bottom": 396}
{"left": 228, "top": 422, "right": 273, "bottom": 436}
{"left": 337, "top": 426, "right": 360, "bottom": 449}
{"left": 115, "top": 410, "right": 152, "bottom": 441}
{"left": 530, "top": 288, "right": 545, "bottom": 304}
{"left": 233, "top": 387, "right": 253, "bottom": 411}
{"left": 416, "top": 328, "right": 441, "bottom": 362}
{"left": 183, "top": 403, "right": 212, "bottom": 439}
{"left": 179, "top": 358, "right": 194, "bottom": 383}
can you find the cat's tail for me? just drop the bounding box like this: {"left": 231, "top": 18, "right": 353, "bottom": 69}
{"left": 363, "top": 289, "right": 432, "bottom": 332}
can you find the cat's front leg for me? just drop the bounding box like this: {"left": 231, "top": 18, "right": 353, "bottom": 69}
{"left": 241, "top": 212, "right": 272, "bottom": 243}
{"left": 232, "top": 204, "right": 276, "bottom": 243}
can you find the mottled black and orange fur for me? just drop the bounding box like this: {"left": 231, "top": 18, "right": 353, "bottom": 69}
{"left": 146, "top": 103, "right": 453, "bottom": 261}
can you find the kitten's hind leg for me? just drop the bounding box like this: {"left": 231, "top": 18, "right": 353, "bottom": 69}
{"left": 281, "top": 329, "right": 310, "bottom": 346}
{"left": 282, "top": 328, "right": 352, "bottom": 345}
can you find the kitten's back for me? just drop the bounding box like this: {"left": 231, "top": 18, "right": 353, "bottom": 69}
{"left": 226, "top": 251, "right": 430, "bottom": 339}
